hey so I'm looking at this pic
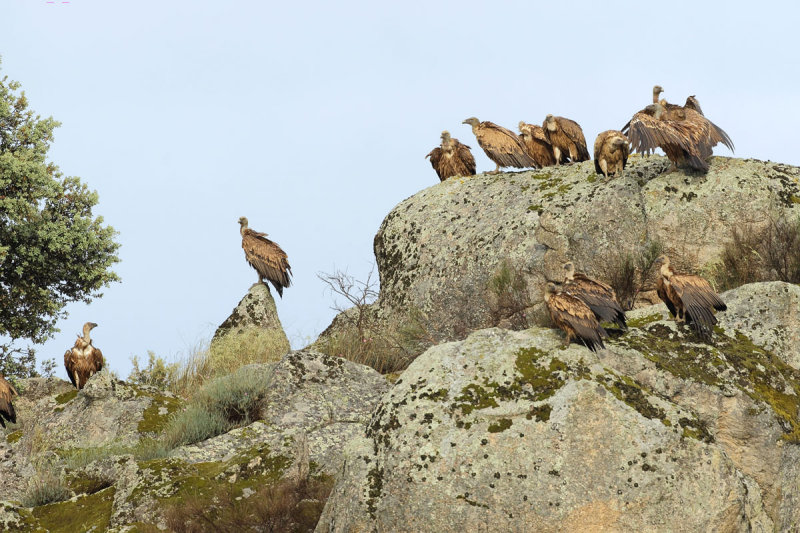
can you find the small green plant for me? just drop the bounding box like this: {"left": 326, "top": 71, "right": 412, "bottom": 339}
{"left": 129, "top": 351, "right": 180, "bottom": 389}
{"left": 162, "top": 366, "right": 269, "bottom": 449}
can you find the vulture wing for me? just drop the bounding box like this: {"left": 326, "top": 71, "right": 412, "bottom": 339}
{"left": 0, "top": 377, "right": 18, "bottom": 427}
{"left": 477, "top": 122, "right": 537, "bottom": 168}
{"left": 91, "top": 346, "right": 105, "bottom": 374}
{"left": 566, "top": 274, "right": 627, "bottom": 329}
{"left": 242, "top": 230, "right": 292, "bottom": 297}
{"left": 548, "top": 291, "right": 608, "bottom": 352}
{"left": 684, "top": 95, "right": 703, "bottom": 115}
{"left": 454, "top": 140, "right": 477, "bottom": 176}
{"left": 556, "top": 117, "right": 590, "bottom": 161}
{"left": 671, "top": 274, "right": 726, "bottom": 339}
{"left": 519, "top": 123, "right": 556, "bottom": 168}
{"left": 627, "top": 111, "right": 709, "bottom": 171}
{"left": 64, "top": 348, "right": 78, "bottom": 388}
{"left": 426, "top": 147, "right": 445, "bottom": 180}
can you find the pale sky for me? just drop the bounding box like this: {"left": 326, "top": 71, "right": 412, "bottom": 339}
{"left": 1, "top": 0, "right": 799, "bottom": 379}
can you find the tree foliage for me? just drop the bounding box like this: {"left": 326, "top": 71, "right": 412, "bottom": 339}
{"left": 0, "top": 61, "right": 120, "bottom": 344}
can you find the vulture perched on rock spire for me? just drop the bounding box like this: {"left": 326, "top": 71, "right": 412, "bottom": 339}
{"left": 239, "top": 217, "right": 292, "bottom": 297}
{"left": 64, "top": 322, "right": 104, "bottom": 390}
{"left": 544, "top": 283, "right": 607, "bottom": 352}
{"left": 593, "top": 130, "right": 629, "bottom": 179}
{"left": 0, "top": 374, "right": 18, "bottom": 428}
{"left": 562, "top": 262, "right": 627, "bottom": 329}
{"left": 517, "top": 121, "right": 558, "bottom": 168}
{"left": 542, "top": 115, "right": 590, "bottom": 163}
{"left": 425, "top": 130, "right": 476, "bottom": 181}
{"left": 654, "top": 255, "right": 726, "bottom": 340}
{"left": 462, "top": 117, "right": 537, "bottom": 174}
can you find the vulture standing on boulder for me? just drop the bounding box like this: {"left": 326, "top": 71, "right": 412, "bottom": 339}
{"left": 0, "top": 374, "right": 18, "bottom": 428}
{"left": 562, "top": 262, "right": 627, "bottom": 329}
{"left": 64, "top": 322, "right": 104, "bottom": 390}
{"left": 593, "top": 130, "right": 629, "bottom": 179}
{"left": 654, "top": 255, "right": 727, "bottom": 340}
{"left": 623, "top": 86, "right": 734, "bottom": 171}
{"left": 239, "top": 217, "right": 292, "bottom": 297}
{"left": 462, "top": 117, "right": 537, "bottom": 174}
{"left": 542, "top": 115, "right": 590, "bottom": 163}
{"left": 517, "top": 122, "right": 559, "bottom": 168}
{"left": 544, "top": 283, "right": 607, "bottom": 352}
{"left": 425, "top": 130, "right": 476, "bottom": 181}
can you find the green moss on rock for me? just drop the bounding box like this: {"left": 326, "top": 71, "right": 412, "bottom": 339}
{"left": 31, "top": 487, "right": 115, "bottom": 533}
{"left": 54, "top": 390, "right": 78, "bottom": 405}
{"left": 487, "top": 418, "right": 512, "bottom": 433}
{"left": 137, "top": 393, "right": 183, "bottom": 434}
{"left": 6, "top": 430, "right": 22, "bottom": 444}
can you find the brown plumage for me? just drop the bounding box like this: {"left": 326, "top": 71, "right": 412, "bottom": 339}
{"left": 462, "top": 117, "right": 537, "bottom": 174}
{"left": 562, "top": 262, "right": 627, "bottom": 329}
{"left": 593, "top": 130, "right": 629, "bottom": 179}
{"left": 517, "top": 122, "right": 559, "bottom": 167}
{"left": 544, "top": 283, "right": 607, "bottom": 352}
{"left": 0, "top": 374, "right": 18, "bottom": 428}
{"left": 623, "top": 86, "right": 734, "bottom": 171}
{"left": 64, "top": 322, "right": 104, "bottom": 390}
{"left": 239, "top": 217, "right": 292, "bottom": 297}
{"left": 542, "top": 115, "right": 590, "bottom": 163}
{"left": 425, "top": 130, "right": 476, "bottom": 181}
{"left": 654, "top": 255, "right": 726, "bottom": 340}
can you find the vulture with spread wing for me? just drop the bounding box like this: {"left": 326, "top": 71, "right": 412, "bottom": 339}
{"left": 544, "top": 283, "right": 607, "bottom": 352}
{"left": 517, "top": 121, "right": 558, "bottom": 168}
{"left": 542, "top": 115, "right": 590, "bottom": 163}
{"left": 426, "top": 131, "right": 476, "bottom": 181}
{"left": 655, "top": 255, "right": 726, "bottom": 340}
{"left": 593, "top": 130, "right": 629, "bottom": 179}
{"left": 64, "top": 322, "right": 104, "bottom": 390}
{"left": 239, "top": 217, "right": 292, "bottom": 297}
{"left": 624, "top": 86, "right": 734, "bottom": 171}
{"left": 562, "top": 262, "right": 627, "bottom": 329}
{"left": 0, "top": 374, "right": 18, "bottom": 428}
{"left": 462, "top": 117, "right": 536, "bottom": 174}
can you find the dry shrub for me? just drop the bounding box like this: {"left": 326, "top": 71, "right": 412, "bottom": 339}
{"left": 21, "top": 468, "right": 71, "bottom": 507}
{"left": 163, "top": 475, "right": 334, "bottom": 533}
{"left": 316, "top": 268, "right": 435, "bottom": 374}
{"left": 713, "top": 216, "right": 800, "bottom": 290}
{"left": 487, "top": 261, "right": 532, "bottom": 330}
{"left": 600, "top": 240, "right": 664, "bottom": 310}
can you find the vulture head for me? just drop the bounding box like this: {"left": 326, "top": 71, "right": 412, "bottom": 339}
{"left": 543, "top": 282, "right": 559, "bottom": 301}
{"left": 612, "top": 136, "right": 629, "bottom": 149}
{"left": 544, "top": 114, "right": 557, "bottom": 131}
{"left": 238, "top": 216, "right": 249, "bottom": 228}
{"left": 462, "top": 117, "right": 480, "bottom": 129}
{"left": 562, "top": 262, "right": 576, "bottom": 281}
{"left": 440, "top": 130, "right": 451, "bottom": 142}
{"left": 654, "top": 255, "right": 673, "bottom": 276}
{"left": 652, "top": 85, "right": 664, "bottom": 101}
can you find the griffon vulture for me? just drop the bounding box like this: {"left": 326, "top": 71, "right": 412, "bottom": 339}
{"left": 239, "top": 217, "right": 292, "bottom": 297}
{"left": 462, "top": 117, "right": 537, "bottom": 174}
{"left": 654, "top": 255, "right": 726, "bottom": 340}
{"left": 593, "top": 130, "right": 629, "bottom": 179}
{"left": 0, "top": 374, "right": 18, "bottom": 428}
{"left": 623, "top": 86, "right": 734, "bottom": 171}
{"left": 542, "top": 115, "right": 590, "bottom": 163}
{"left": 425, "top": 131, "right": 476, "bottom": 181}
{"left": 562, "top": 262, "right": 627, "bottom": 329}
{"left": 544, "top": 283, "right": 607, "bottom": 352}
{"left": 517, "top": 122, "right": 559, "bottom": 168}
{"left": 64, "top": 322, "right": 104, "bottom": 390}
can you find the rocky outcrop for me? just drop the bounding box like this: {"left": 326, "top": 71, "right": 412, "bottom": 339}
{"left": 0, "top": 350, "right": 388, "bottom": 530}
{"left": 318, "top": 282, "right": 800, "bottom": 532}
{"left": 370, "top": 156, "right": 799, "bottom": 340}
{"left": 212, "top": 283, "right": 291, "bottom": 359}
{"left": 0, "top": 374, "right": 182, "bottom": 502}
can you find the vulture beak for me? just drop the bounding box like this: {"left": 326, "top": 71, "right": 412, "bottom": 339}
{"left": 90, "top": 322, "right": 98, "bottom": 328}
